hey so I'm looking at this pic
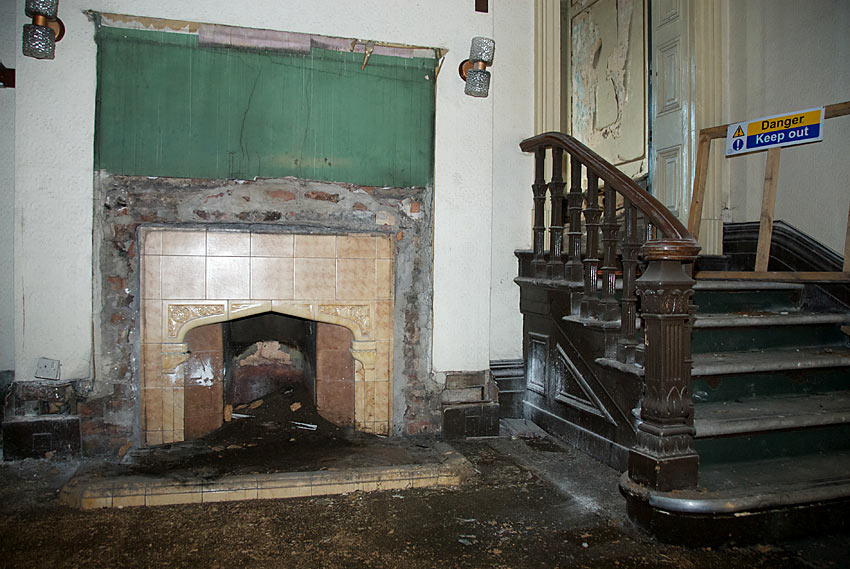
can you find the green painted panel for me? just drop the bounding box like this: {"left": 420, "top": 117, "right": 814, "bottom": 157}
{"left": 95, "top": 26, "right": 436, "bottom": 187}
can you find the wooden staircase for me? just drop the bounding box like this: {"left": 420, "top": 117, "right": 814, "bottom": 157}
{"left": 621, "top": 278, "right": 850, "bottom": 544}
{"left": 515, "top": 130, "right": 850, "bottom": 545}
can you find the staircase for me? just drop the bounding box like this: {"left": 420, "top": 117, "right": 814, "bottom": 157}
{"left": 621, "top": 278, "right": 850, "bottom": 544}
{"left": 515, "top": 131, "right": 850, "bottom": 546}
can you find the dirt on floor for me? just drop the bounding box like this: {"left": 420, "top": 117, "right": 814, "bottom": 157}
{"left": 1, "top": 428, "right": 849, "bottom": 568}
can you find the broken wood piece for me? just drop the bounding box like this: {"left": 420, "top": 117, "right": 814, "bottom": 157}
{"left": 224, "top": 404, "right": 233, "bottom": 422}
{"left": 289, "top": 402, "right": 302, "bottom": 412}
{"left": 248, "top": 399, "right": 263, "bottom": 410}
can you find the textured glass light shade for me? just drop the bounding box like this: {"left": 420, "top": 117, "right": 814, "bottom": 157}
{"left": 469, "top": 37, "right": 495, "bottom": 65}
{"left": 22, "top": 24, "right": 55, "bottom": 59}
{"left": 464, "top": 69, "right": 491, "bottom": 97}
{"left": 25, "top": 0, "right": 58, "bottom": 19}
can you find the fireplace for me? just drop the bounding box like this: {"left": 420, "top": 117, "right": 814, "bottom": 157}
{"left": 139, "top": 228, "right": 394, "bottom": 446}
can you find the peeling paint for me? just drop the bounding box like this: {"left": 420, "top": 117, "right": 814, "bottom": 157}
{"left": 570, "top": 0, "right": 646, "bottom": 174}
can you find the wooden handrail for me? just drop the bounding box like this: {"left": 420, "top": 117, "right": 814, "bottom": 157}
{"left": 521, "top": 132, "right": 700, "bottom": 260}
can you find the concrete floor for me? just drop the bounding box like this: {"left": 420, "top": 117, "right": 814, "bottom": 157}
{"left": 1, "top": 423, "right": 848, "bottom": 568}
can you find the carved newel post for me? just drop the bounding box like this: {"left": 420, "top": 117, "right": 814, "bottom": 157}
{"left": 630, "top": 240, "right": 700, "bottom": 491}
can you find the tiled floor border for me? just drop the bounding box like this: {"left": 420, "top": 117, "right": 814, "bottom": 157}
{"left": 60, "top": 446, "right": 473, "bottom": 510}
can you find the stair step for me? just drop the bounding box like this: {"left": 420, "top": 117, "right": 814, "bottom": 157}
{"left": 620, "top": 450, "right": 850, "bottom": 545}
{"left": 694, "top": 392, "right": 850, "bottom": 438}
{"left": 693, "top": 367, "right": 850, "bottom": 402}
{"left": 694, "top": 311, "right": 850, "bottom": 328}
{"left": 692, "top": 346, "right": 850, "bottom": 376}
{"left": 692, "top": 280, "right": 803, "bottom": 312}
{"left": 692, "top": 312, "right": 850, "bottom": 353}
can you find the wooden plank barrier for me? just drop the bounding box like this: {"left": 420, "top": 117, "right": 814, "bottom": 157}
{"left": 689, "top": 101, "right": 850, "bottom": 281}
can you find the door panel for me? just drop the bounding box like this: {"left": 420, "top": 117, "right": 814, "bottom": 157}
{"left": 650, "top": 0, "right": 693, "bottom": 221}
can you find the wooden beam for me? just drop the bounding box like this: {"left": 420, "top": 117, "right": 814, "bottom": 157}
{"left": 844, "top": 198, "right": 850, "bottom": 272}
{"left": 755, "top": 148, "right": 781, "bottom": 272}
{"left": 688, "top": 132, "right": 712, "bottom": 240}
{"left": 695, "top": 271, "right": 850, "bottom": 282}
{"left": 698, "top": 100, "right": 850, "bottom": 142}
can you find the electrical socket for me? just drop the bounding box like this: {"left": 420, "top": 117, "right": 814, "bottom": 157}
{"left": 35, "top": 357, "right": 61, "bottom": 380}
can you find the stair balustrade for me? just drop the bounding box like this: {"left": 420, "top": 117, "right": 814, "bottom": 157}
{"left": 520, "top": 132, "right": 702, "bottom": 491}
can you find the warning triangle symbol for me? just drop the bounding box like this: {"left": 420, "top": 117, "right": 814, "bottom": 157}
{"left": 733, "top": 125, "right": 745, "bottom": 138}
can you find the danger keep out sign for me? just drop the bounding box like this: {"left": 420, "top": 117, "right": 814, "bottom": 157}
{"left": 726, "top": 107, "right": 825, "bottom": 156}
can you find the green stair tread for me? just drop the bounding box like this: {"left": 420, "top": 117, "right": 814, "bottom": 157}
{"left": 694, "top": 392, "right": 850, "bottom": 438}
{"left": 693, "top": 311, "right": 850, "bottom": 328}
{"left": 692, "top": 346, "right": 850, "bottom": 376}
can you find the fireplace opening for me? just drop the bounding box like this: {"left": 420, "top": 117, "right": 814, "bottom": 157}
{"left": 182, "top": 313, "right": 356, "bottom": 442}
{"left": 225, "top": 313, "right": 317, "bottom": 412}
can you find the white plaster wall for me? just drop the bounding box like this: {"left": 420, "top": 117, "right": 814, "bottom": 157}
{"left": 725, "top": 0, "right": 850, "bottom": 253}
{"left": 12, "top": 0, "right": 534, "bottom": 381}
{"left": 0, "top": 0, "right": 15, "bottom": 371}
{"left": 489, "top": 0, "right": 534, "bottom": 362}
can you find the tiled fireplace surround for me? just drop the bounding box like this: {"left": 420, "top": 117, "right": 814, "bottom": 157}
{"left": 140, "top": 228, "right": 395, "bottom": 445}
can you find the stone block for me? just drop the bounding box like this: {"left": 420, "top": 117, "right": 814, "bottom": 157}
{"left": 441, "top": 402, "right": 500, "bottom": 440}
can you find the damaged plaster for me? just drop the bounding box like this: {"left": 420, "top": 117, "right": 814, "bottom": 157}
{"left": 570, "top": 0, "right": 646, "bottom": 174}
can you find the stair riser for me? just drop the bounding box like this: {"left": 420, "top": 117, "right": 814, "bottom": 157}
{"left": 692, "top": 290, "right": 801, "bottom": 313}
{"left": 692, "top": 368, "right": 850, "bottom": 402}
{"left": 494, "top": 376, "right": 525, "bottom": 392}
{"left": 695, "top": 424, "right": 850, "bottom": 465}
{"left": 692, "top": 324, "right": 849, "bottom": 353}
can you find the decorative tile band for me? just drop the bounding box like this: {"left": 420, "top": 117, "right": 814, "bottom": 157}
{"left": 167, "top": 303, "right": 226, "bottom": 338}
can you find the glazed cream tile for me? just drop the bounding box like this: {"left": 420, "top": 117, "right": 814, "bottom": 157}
{"left": 376, "top": 235, "right": 393, "bottom": 259}
{"left": 375, "top": 341, "right": 392, "bottom": 381}
{"left": 161, "top": 388, "right": 174, "bottom": 433}
{"left": 338, "top": 235, "right": 376, "bottom": 259}
{"left": 145, "top": 431, "right": 163, "bottom": 446}
{"left": 375, "top": 301, "right": 393, "bottom": 341}
{"left": 173, "top": 387, "right": 185, "bottom": 431}
{"left": 161, "top": 230, "right": 206, "bottom": 256}
{"left": 142, "top": 229, "right": 163, "bottom": 255}
{"left": 336, "top": 259, "right": 375, "bottom": 300}
{"left": 206, "top": 257, "right": 250, "bottom": 299}
{"left": 207, "top": 231, "right": 250, "bottom": 257}
{"left": 251, "top": 257, "right": 294, "bottom": 299}
{"left": 250, "top": 232, "right": 294, "bottom": 257}
{"left": 374, "top": 381, "right": 390, "bottom": 421}
{"left": 161, "top": 256, "right": 206, "bottom": 299}
{"left": 376, "top": 259, "right": 393, "bottom": 299}
{"left": 146, "top": 491, "right": 202, "bottom": 507}
{"left": 142, "top": 255, "right": 162, "bottom": 300}
{"left": 141, "top": 344, "right": 163, "bottom": 388}
{"left": 294, "top": 258, "right": 336, "bottom": 299}
{"left": 143, "top": 389, "right": 163, "bottom": 432}
{"left": 142, "top": 301, "right": 163, "bottom": 344}
{"left": 295, "top": 235, "right": 336, "bottom": 258}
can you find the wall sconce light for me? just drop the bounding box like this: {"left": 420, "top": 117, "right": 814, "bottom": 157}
{"left": 458, "top": 37, "right": 495, "bottom": 97}
{"left": 22, "top": 0, "right": 65, "bottom": 60}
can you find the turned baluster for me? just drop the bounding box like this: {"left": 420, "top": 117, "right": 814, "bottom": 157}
{"left": 618, "top": 199, "right": 639, "bottom": 363}
{"left": 547, "top": 149, "right": 566, "bottom": 279}
{"left": 531, "top": 147, "right": 548, "bottom": 277}
{"left": 599, "top": 185, "right": 619, "bottom": 320}
{"left": 581, "top": 173, "right": 601, "bottom": 318}
{"left": 565, "top": 155, "right": 584, "bottom": 283}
